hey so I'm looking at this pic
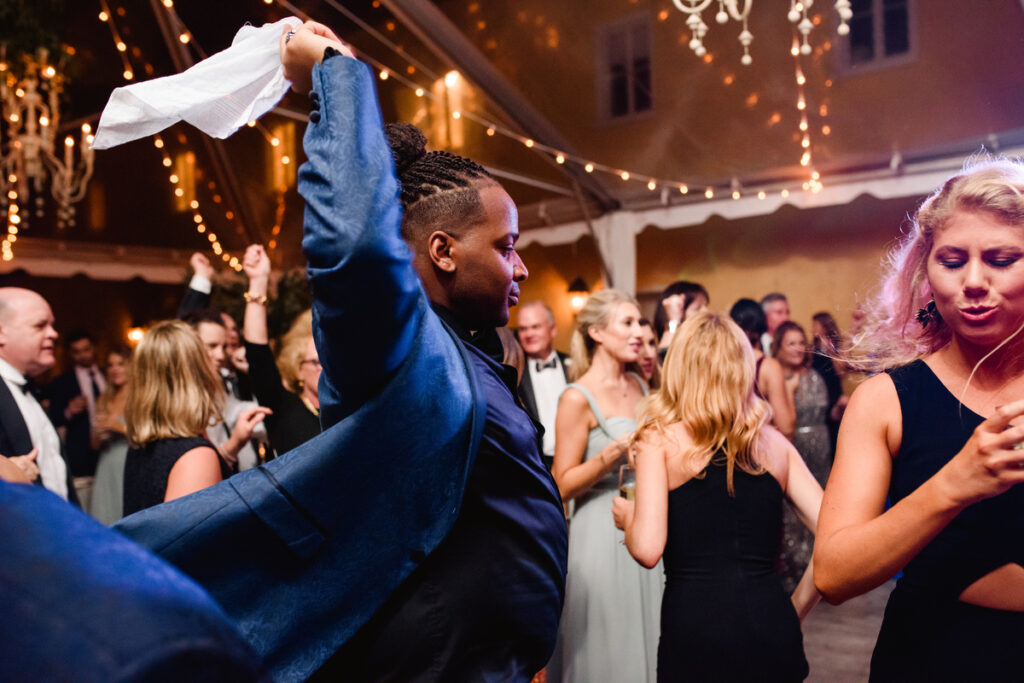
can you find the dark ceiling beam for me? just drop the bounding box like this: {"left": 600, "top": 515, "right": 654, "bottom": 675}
{"left": 148, "top": 0, "right": 262, "bottom": 249}
{"left": 379, "top": 0, "right": 620, "bottom": 212}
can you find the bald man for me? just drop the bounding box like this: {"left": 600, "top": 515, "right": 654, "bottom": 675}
{"left": 0, "top": 288, "right": 78, "bottom": 505}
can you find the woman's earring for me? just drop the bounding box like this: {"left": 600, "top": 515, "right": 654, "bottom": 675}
{"left": 916, "top": 299, "right": 942, "bottom": 328}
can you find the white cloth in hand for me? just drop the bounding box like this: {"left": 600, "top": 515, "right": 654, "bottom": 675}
{"left": 92, "top": 17, "right": 301, "bottom": 150}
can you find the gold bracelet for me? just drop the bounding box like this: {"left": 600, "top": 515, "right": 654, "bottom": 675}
{"left": 244, "top": 291, "right": 268, "bottom": 305}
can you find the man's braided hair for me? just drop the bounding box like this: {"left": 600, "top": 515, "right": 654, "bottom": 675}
{"left": 384, "top": 122, "right": 497, "bottom": 244}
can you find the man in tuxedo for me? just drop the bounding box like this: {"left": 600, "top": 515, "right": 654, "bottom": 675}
{"left": 0, "top": 287, "right": 78, "bottom": 505}
{"left": 760, "top": 292, "right": 791, "bottom": 355}
{"left": 517, "top": 301, "right": 571, "bottom": 469}
{"left": 48, "top": 330, "right": 105, "bottom": 505}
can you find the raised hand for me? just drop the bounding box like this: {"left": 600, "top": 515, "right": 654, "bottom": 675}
{"left": 190, "top": 252, "right": 214, "bottom": 280}
{"left": 280, "top": 21, "right": 354, "bottom": 94}
{"left": 937, "top": 398, "right": 1024, "bottom": 507}
{"left": 243, "top": 244, "right": 271, "bottom": 282}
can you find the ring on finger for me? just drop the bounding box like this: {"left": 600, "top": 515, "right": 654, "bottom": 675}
{"left": 285, "top": 30, "right": 296, "bottom": 44}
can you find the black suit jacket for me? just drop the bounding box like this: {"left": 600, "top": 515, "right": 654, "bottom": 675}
{"left": 0, "top": 376, "right": 79, "bottom": 506}
{"left": 47, "top": 370, "right": 97, "bottom": 477}
{"left": 518, "top": 351, "right": 572, "bottom": 426}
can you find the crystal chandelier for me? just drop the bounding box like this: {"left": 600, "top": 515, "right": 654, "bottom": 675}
{"left": 672, "top": 0, "right": 854, "bottom": 65}
{"left": 0, "top": 46, "right": 94, "bottom": 260}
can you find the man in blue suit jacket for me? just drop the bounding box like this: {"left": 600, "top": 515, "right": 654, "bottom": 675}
{"left": 117, "top": 23, "right": 567, "bottom": 681}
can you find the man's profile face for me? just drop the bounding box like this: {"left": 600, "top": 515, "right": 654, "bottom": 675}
{"left": 448, "top": 184, "right": 528, "bottom": 329}
{"left": 517, "top": 305, "right": 556, "bottom": 359}
{"left": 69, "top": 338, "right": 95, "bottom": 368}
{"left": 0, "top": 290, "right": 58, "bottom": 378}
{"left": 195, "top": 321, "right": 227, "bottom": 375}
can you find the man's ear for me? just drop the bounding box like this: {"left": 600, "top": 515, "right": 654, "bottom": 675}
{"left": 427, "top": 230, "right": 458, "bottom": 273}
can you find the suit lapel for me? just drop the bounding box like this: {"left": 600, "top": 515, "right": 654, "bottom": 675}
{"left": 518, "top": 368, "right": 539, "bottom": 422}
{"left": 0, "top": 377, "right": 34, "bottom": 456}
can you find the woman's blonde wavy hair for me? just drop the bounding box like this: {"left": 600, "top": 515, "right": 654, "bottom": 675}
{"left": 569, "top": 289, "right": 639, "bottom": 380}
{"left": 848, "top": 155, "right": 1024, "bottom": 371}
{"left": 125, "top": 320, "right": 224, "bottom": 447}
{"left": 633, "top": 312, "right": 770, "bottom": 495}
{"left": 276, "top": 309, "right": 313, "bottom": 393}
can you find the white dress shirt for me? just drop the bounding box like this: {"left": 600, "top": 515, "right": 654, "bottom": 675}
{"left": 0, "top": 358, "right": 68, "bottom": 499}
{"left": 527, "top": 351, "right": 568, "bottom": 457}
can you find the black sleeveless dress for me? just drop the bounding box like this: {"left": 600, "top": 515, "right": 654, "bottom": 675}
{"left": 123, "top": 436, "right": 228, "bottom": 516}
{"left": 870, "top": 361, "right": 1024, "bottom": 682}
{"left": 659, "top": 458, "right": 808, "bottom": 682}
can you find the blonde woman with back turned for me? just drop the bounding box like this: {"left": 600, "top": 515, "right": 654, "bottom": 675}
{"left": 614, "top": 312, "right": 822, "bottom": 681}
{"left": 551, "top": 289, "right": 663, "bottom": 683}
{"left": 814, "top": 158, "right": 1024, "bottom": 681}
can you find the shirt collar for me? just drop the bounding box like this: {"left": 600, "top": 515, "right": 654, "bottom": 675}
{"left": 0, "top": 357, "right": 26, "bottom": 386}
{"left": 430, "top": 303, "right": 504, "bottom": 363}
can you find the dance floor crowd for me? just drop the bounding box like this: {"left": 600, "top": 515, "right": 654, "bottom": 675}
{"left": 2, "top": 21, "right": 1023, "bottom": 683}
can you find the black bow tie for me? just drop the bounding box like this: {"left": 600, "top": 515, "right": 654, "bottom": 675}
{"left": 535, "top": 358, "right": 558, "bottom": 372}
{"left": 20, "top": 379, "right": 35, "bottom": 396}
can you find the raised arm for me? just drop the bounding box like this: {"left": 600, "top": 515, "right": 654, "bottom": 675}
{"left": 283, "top": 23, "right": 425, "bottom": 426}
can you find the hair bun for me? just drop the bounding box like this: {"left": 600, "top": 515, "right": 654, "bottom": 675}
{"left": 385, "top": 122, "right": 428, "bottom": 176}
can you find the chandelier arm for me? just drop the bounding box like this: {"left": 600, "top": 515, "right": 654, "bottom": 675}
{"left": 725, "top": 0, "right": 753, "bottom": 21}
{"left": 672, "top": 0, "right": 715, "bottom": 15}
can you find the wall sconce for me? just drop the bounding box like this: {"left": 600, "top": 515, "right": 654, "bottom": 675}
{"left": 568, "top": 276, "right": 590, "bottom": 313}
{"left": 127, "top": 326, "right": 145, "bottom": 345}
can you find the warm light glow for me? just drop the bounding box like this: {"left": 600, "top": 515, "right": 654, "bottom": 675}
{"left": 732, "top": 190, "right": 741, "bottom": 200}
{"left": 189, "top": 200, "right": 199, "bottom": 209}
{"left": 452, "top": 111, "right": 461, "bottom": 119}
{"left": 524, "top": 138, "right": 534, "bottom": 148}
{"left": 821, "top": 125, "right": 831, "bottom": 136}
{"left": 174, "top": 188, "right": 184, "bottom": 197}
{"left": 64, "top": 136, "right": 74, "bottom": 148}
{"left": 584, "top": 164, "right": 594, "bottom": 173}
{"left": 123, "top": 69, "right": 134, "bottom": 80}
{"left": 7, "top": 191, "right": 16, "bottom": 200}
{"left": 117, "top": 41, "right": 127, "bottom": 52}
{"left": 162, "top": 157, "right": 172, "bottom": 167}
{"left": 555, "top": 154, "right": 565, "bottom": 164}
{"left": 444, "top": 70, "right": 459, "bottom": 87}
{"left": 486, "top": 127, "right": 495, "bottom": 136}
{"left": 811, "top": 171, "right": 820, "bottom": 180}
{"left": 225, "top": 211, "right": 235, "bottom": 220}
{"left": 781, "top": 189, "right": 790, "bottom": 198}
{"left": 154, "top": 138, "right": 164, "bottom": 149}
{"left": 705, "top": 188, "right": 714, "bottom": 199}
{"left": 43, "top": 66, "right": 56, "bottom": 79}
{"left": 800, "top": 152, "right": 811, "bottom": 166}
{"left": 620, "top": 171, "right": 630, "bottom": 181}
{"left": 7, "top": 174, "right": 15, "bottom": 183}
{"left": 647, "top": 180, "right": 657, "bottom": 191}
{"left": 208, "top": 233, "right": 217, "bottom": 243}
{"left": 679, "top": 185, "right": 688, "bottom": 194}
{"left": 281, "top": 155, "right": 291, "bottom": 165}
{"left": 163, "top": 0, "right": 174, "bottom": 6}
{"left": 414, "top": 88, "right": 424, "bottom": 97}
{"left": 222, "top": 253, "right": 231, "bottom": 262}
{"left": 570, "top": 294, "right": 587, "bottom": 312}
{"left": 799, "top": 118, "right": 808, "bottom": 132}
{"left": 39, "top": 115, "right": 49, "bottom": 127}
{"left": 197, "top": 224, "right": 205, "bottom": 233}
{"left": 270, "top": 138, "right": 280, "bottom": 147}
{"left": 10, "top": 215, "right": 20, "bottom": 225}
{"left": 169, "top": 174, "right": 178, "bottom": 183}
{"left": 99, "top": 10, "right": 109, "bottom": 21}
{"left": 194, "top": 214, "right": 203, "bottom": 223}
{"left": 797, "top": 97, "right": 806, "bottom": 111}
{"left": 379, "top": 70, "right": 389, "bottom": 80}
{"left": 179, "top": 33, "right": 191, "bottom": 44}
{"left": 268, "top": 239, "right": 278, "bottom": 249}
{"left": 801, "top": 137, "right": 810, "bottom": 148}
{"left": 757, "top": 190, "right": 767, "bottom": 199}
{"left": 247, "top": 120, "right": 256, "bottom": 127}
{"left": 127, "top": 327, "right": 145, "bottom": 343}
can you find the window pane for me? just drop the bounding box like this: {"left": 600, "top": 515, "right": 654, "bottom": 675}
{"left": 610, "top": 64, "right": 630, "bottom": 117}
{"left": 848, "top": 0, "right": 875, "bottom": 65}
{"left": 633, "top": 57, "right": 652, "bottom": 111}
{"left": 883, "top": 0, "right": 910, "bottom": 56}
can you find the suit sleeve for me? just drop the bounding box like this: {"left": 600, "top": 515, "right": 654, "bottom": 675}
{"left": 299, "top": 55, "right": 424, "bottom": 427}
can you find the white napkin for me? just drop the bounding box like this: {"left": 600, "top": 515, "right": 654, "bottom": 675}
{"left": 91, "top": 17, "right": 301, "bottom": 150}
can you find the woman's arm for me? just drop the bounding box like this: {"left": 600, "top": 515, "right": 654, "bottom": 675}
{"left": 760, "top": 358, "right": 795, "bottom": 439}
{"left": 164, "top": 446, "right": 223, "bottom": 502}
{"left": 240, "top": 244, "right": 288, "bottom": 412}
{"left": 552, "top": 388, "right": 629, "bottom": 502}
{"left": 814, "top": 377, "right": 1024, "bottom": 604}
{"left": 771, "top": 429, "right": 824, "bottom": 618}
{"left": 621, "top": 436, "right": 669, "bottom": 568}
{"left": 283, "top": 23, "right": 426, "bottom": 427}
